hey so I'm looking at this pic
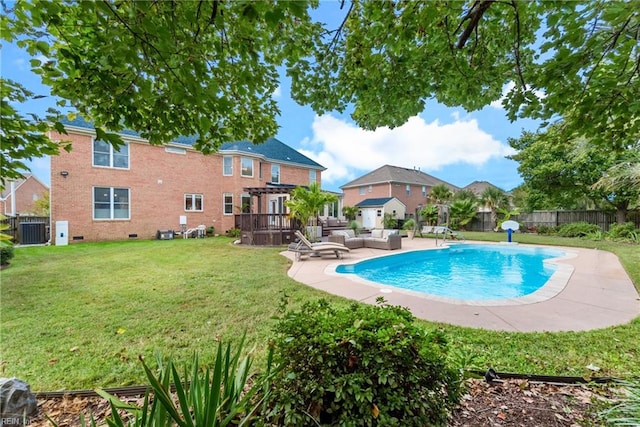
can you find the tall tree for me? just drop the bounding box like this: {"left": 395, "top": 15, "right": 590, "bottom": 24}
{"left": 0, "top": 79, "right": 71, "bottom": 188}
{"left": 292, "top": 1, "right": 639, "bottom": 150}
{"left": 508, "top": 126, "right": 639, "bottom": 223}
{"left": 2, "top": 1, "right": 638, "bottom": 182}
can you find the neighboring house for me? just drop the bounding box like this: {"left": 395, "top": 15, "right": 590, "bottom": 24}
{"left": 341, "top": 165, "right": 459, "bottom": 220}
{"left": 462, "top": 180, "right": 512, "bottom": 212}
{"left": 355, "top": 197, "right": 406, "bottom": 229}
{"left": 49, "top": 118, "right": 325, "bottom": 244}
{"left": 0, "top": 174, "right": 49, "bottom": 216}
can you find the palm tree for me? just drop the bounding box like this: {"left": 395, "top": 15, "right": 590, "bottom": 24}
{"left": 286, "top": 182, "right": 338, "bottom": 240}
{"left": 480, "top": 187, "right": 509, "bottom": 230}
{"left": 419, "top": 204, "right": 439, "bottom": 226}
{"left": 449, "top": 199, "right": 477, "bottom": 231}
{"left": 427, "top": 184, "right": 453, "bottom": 205}
{"left": 342, "top": 206, "right": 358, "bottom": 221}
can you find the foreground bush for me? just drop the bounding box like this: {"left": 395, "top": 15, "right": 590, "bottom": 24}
{"left": 260, "top": 299, "right": 463, "bottom": 426}
{"left": 98, "top": 337, "right": 261, "bottom": 427}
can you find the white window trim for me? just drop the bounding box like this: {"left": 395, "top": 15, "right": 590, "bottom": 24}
{"left": 309, "top": 169, "right": 317, "bottom": 184}
{"left": 241, "top": 157, "right": 254, "bottom": 177}
{"left": 165, "top": 146, "right": 186, "bottom": 155}
{"left": 223, "top": 192, "right": 234, "bottom": 215}
{"left": 271, "top": 164, "right": 280, "bottom": 184}
{"left": 92, "top": 138, "right": 130, "bottom": 169}
{"left": 184, "top": 193, "right": 203, "bottom": 212}
{"left": 93, "top": 186, "right": 130, "bottom": 220}
{"left": 223, "top": 156, "right": 233, "bottom": 176}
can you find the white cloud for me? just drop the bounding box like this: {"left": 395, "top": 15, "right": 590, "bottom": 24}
{"left": 299, "top": 114, "right": 516, "bottom": 188}
{"left": 272, "top": 85, "right": 282, "bottom": 99}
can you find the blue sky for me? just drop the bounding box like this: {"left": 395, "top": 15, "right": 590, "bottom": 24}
{"left": 1, "top": 2, "right": 541, "bottom": 193}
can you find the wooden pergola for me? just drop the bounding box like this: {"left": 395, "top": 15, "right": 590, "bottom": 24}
{"left": 236, "top": 184, "right": 301, "bottom": 246}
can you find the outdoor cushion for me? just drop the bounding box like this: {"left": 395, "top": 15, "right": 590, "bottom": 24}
{"left": 371, "top": 229, "right": 383, "bottom": 239}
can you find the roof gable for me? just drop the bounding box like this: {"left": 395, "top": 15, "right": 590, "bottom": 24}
{"left": 341, "top": 164, "right": 459, "bottom": 190}
{"left": 463, "top": 180, "right": 508, "bottom": 195}
{"left": 60, "top": 117, "right": 324, "bottom": 169}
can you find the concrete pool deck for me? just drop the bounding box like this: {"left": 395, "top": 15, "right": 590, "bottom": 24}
{"left": 281, "top": 237, "right": 640, "bottom": 332}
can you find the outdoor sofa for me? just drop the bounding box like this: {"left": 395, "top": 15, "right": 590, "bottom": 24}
{"left": 328, "top": 229, "right": 402, "bottom": 250}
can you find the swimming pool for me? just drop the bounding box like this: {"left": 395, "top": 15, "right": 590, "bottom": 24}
{"left": 335, "top": 244, "right": 567, "bottom": 301}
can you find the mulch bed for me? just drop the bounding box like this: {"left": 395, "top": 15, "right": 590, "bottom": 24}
{"left": 28, "top": 378, "right": 616, "bottom": 426}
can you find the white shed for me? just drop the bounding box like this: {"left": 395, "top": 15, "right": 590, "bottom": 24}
{"left": 355, "top": 197, "right": 406, "bottom": 229}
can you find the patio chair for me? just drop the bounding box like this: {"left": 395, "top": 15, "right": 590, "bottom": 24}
{"left": 290, "top": 230, "right": 350, "bottom": 261}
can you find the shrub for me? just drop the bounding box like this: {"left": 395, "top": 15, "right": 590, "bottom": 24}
{"left": 556, "top": 222, "right": 601, "bottom": 238}
{"left": 0, "top": 245, "right": 14, "bottom": 265}
{"left": 607, "top": 222, "right": 639, "bottom": 242}
{"left": 227, "top": 227, "right": 241, "bottom": 238}
{"left": 260, "top": 299, "right": 463, "bottom": 426}
{"left": 535, "top": 225, "right": 557, "bottom": 235}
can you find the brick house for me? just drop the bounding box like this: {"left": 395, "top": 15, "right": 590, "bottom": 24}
{"left": 1, "top": 174, "right": 49, "bottom": 216}
{"left": 341, "top": 165, "right": 459, "bottom": 223}
{"left": 49, "top": 118, "right": 324, "bottom": 244}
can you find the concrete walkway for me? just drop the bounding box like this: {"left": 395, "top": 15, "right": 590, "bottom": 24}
{"left": 282, "top": 237, "right": 640, "bottom": 332}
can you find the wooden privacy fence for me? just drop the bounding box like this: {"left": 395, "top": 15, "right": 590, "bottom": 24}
{"left": 468, "top": 210, "right": 640, "bottom": 232}
{"left": 0, "top": 216, "right": 50, "bottom": 244}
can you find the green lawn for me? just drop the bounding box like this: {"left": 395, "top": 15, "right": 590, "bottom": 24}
{"left": 1, "top": 234, "right": 638, "bottom": 391}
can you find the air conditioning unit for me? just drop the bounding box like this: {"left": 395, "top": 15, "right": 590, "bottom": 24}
{"left": 156, "top": 230, "right": 174, "bottom": 240}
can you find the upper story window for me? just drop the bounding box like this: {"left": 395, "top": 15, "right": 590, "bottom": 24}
{"left": 359, "top": 187, "right": 366, "bottom": 195}
{"left": 94, "top": 187, "right": 130, "bottom": 220}
{"left": 271, "top": 164, "right": 280, "bottom": 184}
{"left": 223, "top": 156, "right": 233, "bottom": 176}
{"left": 184, "top": 194, "right": 203, "bottom": 212}
{"left": 241, "top": 157, "right": 253, "bottom": 177}
{"left": 422, "top": 186, "right": 427, "bottom": 197}
{"left": 406, "top": 184, "right": 411, "bottom": 196}
{"left": 93, "top": 139, "right": 129, "bottom": 169}
{"left": 165, "top": 146, "right": 186, "bottom": 155}
{"left": 309, "top": 169, "right": 317, "bottom": 184}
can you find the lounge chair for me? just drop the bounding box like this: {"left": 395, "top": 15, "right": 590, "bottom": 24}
{"left": 289, "top": 230, "right": 350, "bottom": 261}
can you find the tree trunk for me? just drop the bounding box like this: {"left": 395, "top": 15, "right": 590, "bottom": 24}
{"left": 616, "top": 206, "right": 628, "bottom": 224}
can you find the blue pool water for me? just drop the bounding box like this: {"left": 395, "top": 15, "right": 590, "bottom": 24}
{"left": 335, "top": 244, "right": 566, "bottom": 301}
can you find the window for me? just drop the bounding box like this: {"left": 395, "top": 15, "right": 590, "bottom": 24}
{"left": 309, "top": 169, "right": 317, "bottom": 184}
{"left": 406, "top": 184, "right": 411, "bottom": 196}
{"left": 241, "top": 193, "right": 251, "bottom": 213}
{"left": 241, "top": 158, "right": 253, "bottom": 177}
{"left": 94, "top": 187, "right": 130, "bottom": 219}
{"left": 422, "top": 186, "right": 427, "bottom": 197}
{"left": 223, "top": 193, "right": 233, "bottom": 215}
{"left": 223, "top": 156, "right": 233, "bottom": 175}
{"left": 271, "top": 164, "right": 280, "bottom": 184}
{"left": 359, "top": 187, "right": 366, "bottom": 195}
{"left": 93, "top": 139, "right": 129, "bottom": 168}
{"left": 165, "top": 146, "right": 186, "bottom": 155}
{"left": 377, "top": 210, "right": 382, "bottom": 217}
{"left": 184, "top": 194, "right": 203, "bottom": 211}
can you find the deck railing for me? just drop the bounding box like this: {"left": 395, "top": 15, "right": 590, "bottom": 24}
{"left": 235, "top": 213, "right": 300, "bottom": 232}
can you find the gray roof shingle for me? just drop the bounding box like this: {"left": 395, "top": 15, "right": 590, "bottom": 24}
{"left": 355, "top": 197, "right": 395, "bottom": 207}
{"left": 60, "top": 117, "right": 324, "bottom": 169}
{"left": 341, "top": 164, "right": 459, "bottom": 190}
